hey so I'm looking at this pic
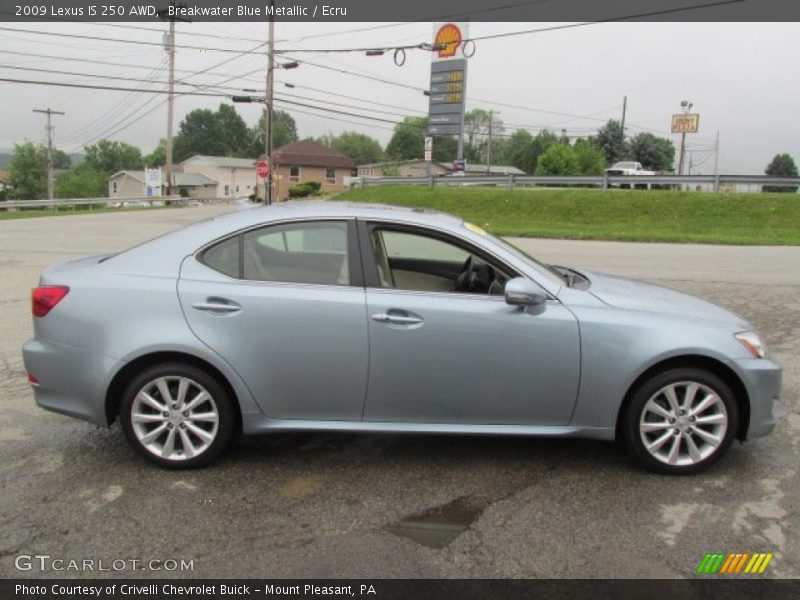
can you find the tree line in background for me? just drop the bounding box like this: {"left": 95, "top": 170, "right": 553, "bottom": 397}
{"left": 3, "top": 104, "right": 798, "bottom": 200}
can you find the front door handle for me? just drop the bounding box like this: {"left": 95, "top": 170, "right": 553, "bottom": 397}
{"left": 371, "top": 312, "right": 423, "bottom": 326}
{"left": 192, "top": 299, "right": 241, "bottom": 313}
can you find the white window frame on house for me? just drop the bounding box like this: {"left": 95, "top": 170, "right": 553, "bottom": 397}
{"left": 325, "top": 168, "right": 336, "bottom": 184}
{"left": 289, "top": 166, "right": 301, "bottom": 183}
{"left": 112, "top": 181, "right": 118, "bottom": 195}
{"left": 224, "top": 184, "right": 230, "bottom": 196}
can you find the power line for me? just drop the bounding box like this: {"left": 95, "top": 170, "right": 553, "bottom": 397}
{"left": 0, "top": 26, "right": 269, "bottom": 55}
{"left": 58, "top": 59, "right": 168, "bottom": 145}
{"left": 272, "top": 1, "right": 743, "bottom": 54}
{"left": 0, "top": 63, "right": 221, "bottom": 89}
{"left": 0, "top": 76, "right": 226, "bottom": 96}
{"left": 0, "top": 49, "right": 263, "bottom": 82}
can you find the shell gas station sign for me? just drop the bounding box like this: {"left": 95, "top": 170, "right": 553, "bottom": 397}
{"left": 428, "top": 23, "right": 469, "bottom": 137}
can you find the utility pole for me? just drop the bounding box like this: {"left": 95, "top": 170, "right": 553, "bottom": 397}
{"left": 620, "top": 95, "right": 627, "bottom": 141}
{"left": 33, "top": 108, "right": 65, "bottom": 200}
{"left": 158, "top": 3, "right": 190, "bottom": 198}
{"left": 487, "top": 110, "right": 493, "bottom": 174}
{"left": 265, "top": 0, "right": 275, "bottom": 205}
{"left": 713, "top": 130, "right": 720, "bottom": 193}
{"left": 677, "top": 100, "right": 693, "bottom": 176}
{"left": 232, "top": 6, "right": 298, "bottom": 204}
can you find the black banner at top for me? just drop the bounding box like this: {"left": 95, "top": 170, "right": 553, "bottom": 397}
{"left": 1, "top": 0, "right": 799, "bottom": 22}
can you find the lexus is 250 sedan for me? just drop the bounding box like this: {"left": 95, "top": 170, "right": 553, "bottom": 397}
{"left": 23, "top": 202, "right": 781, "bottom": 473}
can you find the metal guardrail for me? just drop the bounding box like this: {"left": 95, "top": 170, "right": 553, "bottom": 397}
{"left": 0, "top": 195, "right": 184, "bottom": 210}
{"left": 351, "top": 174, "right": 800, "bottom": 192}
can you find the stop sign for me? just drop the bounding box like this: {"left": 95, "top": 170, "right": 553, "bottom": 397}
{"left": 256, "top": 160, "right": 270, "bottom": 179}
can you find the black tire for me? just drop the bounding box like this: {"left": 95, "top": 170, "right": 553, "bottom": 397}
{"left": 622, "top": 367, "right": 739, "bottom": 475}
{"left": 120, "top": 362, "right": 235, "bottom": 469}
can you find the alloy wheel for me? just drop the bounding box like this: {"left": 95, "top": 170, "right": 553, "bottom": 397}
{"left": 639, "top": 381, "right": 729, "bottom": 467}
{"left": 130, "top": 376, "right": 219, "bottom": 461}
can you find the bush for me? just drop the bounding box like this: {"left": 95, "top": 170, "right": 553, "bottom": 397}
{"left": 288, "top": 183, "right": 313, "bottom": 198}
{"left": 306, "top": 181, "right": 321, "bottom": 192}
{"left": 178, "top": 186, "right": 190, "bottom": 198}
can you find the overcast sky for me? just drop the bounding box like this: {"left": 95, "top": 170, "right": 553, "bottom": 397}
{"left": 1, "top": 21, "right": 797, "bottom": 173}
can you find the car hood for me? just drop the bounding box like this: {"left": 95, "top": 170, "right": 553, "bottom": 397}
{"left": 581, "top": 269, "right": 750, "bottom": 328}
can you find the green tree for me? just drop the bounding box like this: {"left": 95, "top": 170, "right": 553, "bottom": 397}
{"left": 54, "top": 163, "right": 107, "bottom": 198}
{"left": 172, "top": 104, "right": 256, "bottom": 162}
{"left": 318, "top": 131, "right": 384, "bottom": 165}
{"left": 217, "top": 103, "right": 252, "bottom": 156}
{"left": 8, "top": 141, "right": 46, "bottom": 199}
{"left": 52, "top": 149, "right": 72, "bottom": 170}
{"left": 628, "top": 132, "right": 675, "bottom": 172}
{"left": 463, "top": 109, "right": 504, "bottom": 164}
{"left": 144, "top": 140, "right": 166, "bottom": 167}
{"left": 252, "top": 109, "right": 299, "bottom": 154}
{"left": 764, "top": 153, "right": 799, "bottom": 193}
{"left": 573, "top": 139, "right": 606, "bottom": 175}
{"left": 386, "top": 116, "right": 426, "bottom": 160}
{"left": 535, "top": 143, "right": 579, "bottom": 176}
{"left": 385, "top": 116, "right": 458, "bottom": 163}
{"left": 83, "top": 140, "right": 143, "bottom": 175}
{"left": 504, "top": 129, "right": 535, "bottom": 173}
{"left": 593, "top": 119, "right": 627, "bottom": 165}
{"left": 173, "top": 108, "right": 227, "bottom": 161}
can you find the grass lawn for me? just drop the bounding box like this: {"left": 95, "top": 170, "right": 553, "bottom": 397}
{"left": 0, "top": 205, "right": 168, "bottom": 221}
{"left": 335, "top": 186, "right": 800, "bottom": 245}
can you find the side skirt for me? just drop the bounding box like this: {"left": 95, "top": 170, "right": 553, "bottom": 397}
{"left": 241, "top": 416, "right": 616, "bottom": 441}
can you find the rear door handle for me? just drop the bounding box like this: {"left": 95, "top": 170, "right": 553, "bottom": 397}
{"left": 371, "top": 312, "right": 423, "bottom": 325}
{"left": 192, "top": 299, "right": 241, "bottom": 313}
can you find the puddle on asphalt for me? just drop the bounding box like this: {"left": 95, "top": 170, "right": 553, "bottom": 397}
{"left": 386, "top": 496, "right": 488, "bottom": 549}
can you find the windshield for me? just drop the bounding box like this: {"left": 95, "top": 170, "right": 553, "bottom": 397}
{"left": 484, "top": 233, "right": 566, "bottom": 284}
{"left": 613, "top": 162, "right": 638, "bottom": 169}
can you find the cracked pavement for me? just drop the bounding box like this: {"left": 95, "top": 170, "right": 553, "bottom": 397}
{"left": 0, "top": 206, "right": 797, "bottom": 579}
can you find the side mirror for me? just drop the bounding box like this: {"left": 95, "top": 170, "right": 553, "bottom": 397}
{"left": 505, "top": 277, "right": 547, "bottom": 307}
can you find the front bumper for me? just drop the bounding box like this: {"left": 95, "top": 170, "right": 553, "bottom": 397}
{"left": 733, "top": 357, "right": 782, "bottom": 440}
{"left": 22, "top": 338, "right": 121, "bottom": 427}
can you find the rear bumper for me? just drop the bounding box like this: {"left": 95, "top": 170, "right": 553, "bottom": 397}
{"left": 733, "top": 357, "right": 782, "bottom": 440}
{"left": 22, "top": 338, "right": 121, "bottom": 427}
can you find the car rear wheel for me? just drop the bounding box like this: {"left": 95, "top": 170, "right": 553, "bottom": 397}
{"left": 120, "top": 363, "right": 234, "bottom": 469}
{"left": 622, "top": 367, "right": 739, "bottom": 474}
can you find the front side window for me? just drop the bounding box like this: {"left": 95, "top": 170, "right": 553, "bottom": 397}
{"left": 370, "top": 228, "right": 512, "bottom": 295}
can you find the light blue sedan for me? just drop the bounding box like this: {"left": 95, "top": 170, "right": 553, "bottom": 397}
{"left": 23, "top": 203, "right": 781, "bottom": 472}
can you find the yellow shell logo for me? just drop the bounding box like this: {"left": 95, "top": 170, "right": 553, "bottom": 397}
{"left": 435, "top": 23, "right": 463, "bottom": 58}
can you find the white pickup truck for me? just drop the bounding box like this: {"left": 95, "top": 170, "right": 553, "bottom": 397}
{"left": 604, "top": 161, "right": 655, "bottom": 176}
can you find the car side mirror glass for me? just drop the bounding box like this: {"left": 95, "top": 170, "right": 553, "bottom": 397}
{"left": 504, "top": 277, "right": 547, "bottom": 307}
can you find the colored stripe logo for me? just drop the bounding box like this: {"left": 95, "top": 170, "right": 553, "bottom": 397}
{"left": 696, "top": 552, "right": 773, "bottom": 574}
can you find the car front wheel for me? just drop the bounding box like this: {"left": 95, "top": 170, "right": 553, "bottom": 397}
{"left": 622, "top": 367, "right": 739, "bottom": 474}
{"left": 120, "top": 363, "right": 234, "bottom": 469}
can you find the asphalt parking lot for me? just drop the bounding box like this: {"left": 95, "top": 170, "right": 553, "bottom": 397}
{"left": 0, "top": 205, "right": 797, "bottom": 579}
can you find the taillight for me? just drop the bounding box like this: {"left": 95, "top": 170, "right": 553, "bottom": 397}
{"left": 32, "top": 286, "right": 69, "bottom": 317}
{"left": 27, "top": 372, "right": 39, "bottom": 386}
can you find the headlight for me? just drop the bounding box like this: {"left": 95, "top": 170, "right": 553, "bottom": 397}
{"left": 735, "top": 331, "right": 766, "bottom": 359}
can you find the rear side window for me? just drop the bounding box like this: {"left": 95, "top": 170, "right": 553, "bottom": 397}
{"left": 200, "top": 221, "right": 351, "bottom": 286}
{"left": 243, "top": 221, "right": 349, "bottom": 285}
{"left": 201, "top": 235, "right": 239, "bottom": 278}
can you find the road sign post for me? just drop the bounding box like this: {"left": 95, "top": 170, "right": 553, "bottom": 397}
{"left": 256, "top": 160, "right": 270, "bottom": 202}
